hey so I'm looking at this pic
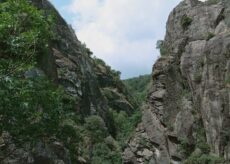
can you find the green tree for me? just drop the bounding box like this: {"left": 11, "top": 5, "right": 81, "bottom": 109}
{"left": 84, "top": 115, "right": 108, "bottom": 143}
{"left": 0, "top": 0, "right": 53, "bottom": 75}
{"left": 92, "top": 142, "right": 122, "bottom": 164}
{"left": 84, "top": 115, "right": 108, "bottom": 161}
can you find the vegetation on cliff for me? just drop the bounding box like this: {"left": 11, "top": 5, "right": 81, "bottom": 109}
{"left": 0, "top": 0, "right": 143, "bottom": 163}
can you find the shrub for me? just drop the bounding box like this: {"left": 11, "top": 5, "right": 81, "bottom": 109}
{"left": 109, "top": 109, "right": 141, "bottom": 149}
{"left": 92, "top": 143, "right": 122, "bottom": 164}
{"left": 197, "top": 142, "right": 210, "bottom": 154}
{"left": 179, "top": 138, "right": 194, "bottom": 156}
{"left": 156, "top": 40, "right": 169, "bottom": 56}
{"left": 181, "top": 15, "right": 193, "bottom": 30}
{"left": 183, "top": 120, "right": 224, "bottom": 164}
{"left": 206, "top": 32, "right": 215, "bottom": 41}
{"left": 184, "top": 154, "right": 224, "bottom": 164}
{"left": 84, "top": 115, "right": 108, "bottom": 143}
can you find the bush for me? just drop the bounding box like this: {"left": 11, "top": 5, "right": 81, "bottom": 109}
{"left": 110, "top": 109, "right": 141, "bottom": 148}
{"left": 179, "top": 138, "right": 194, "bottom": 156}
{"left": 92, "top": 143, "right": 122, "bottom": 164}
{"left": 197, "top": 142, "right": 210, "bottom": 154}
{"left": 183, "top": 121, "right": 224, "bottom": 164}
{"left": 156, "top": 40, "right": 169, "bottom": 56}
{"left": 184, "top": 154, "right": 224, "bottom": 164}
{"left": 181, "top": 15, "right": 193, "bottom": 30}
{"left": 84, "top": 115, "right": 108, "bottom": 143}
{"left": 206, "top": 32, "right": 215, "bottom": 41}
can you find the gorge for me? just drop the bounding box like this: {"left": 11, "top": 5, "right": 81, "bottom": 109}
{"left": 0, "top": 0, "right": 230, "bottom": 164}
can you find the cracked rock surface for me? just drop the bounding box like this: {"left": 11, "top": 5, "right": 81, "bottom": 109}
{"left": 123, "top": 0, "right": 230, "bottom": 163}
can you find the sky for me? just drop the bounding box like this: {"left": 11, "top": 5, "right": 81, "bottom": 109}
{"left": 50, "top": 0, "right": 182, "bottom": 79}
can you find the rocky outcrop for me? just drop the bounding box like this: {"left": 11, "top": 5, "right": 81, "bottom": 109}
{"left": 124, "top": 0, "right": 230, "bottom": 163}
{"left": 0, "top": 132, "right": 71, "bottom": 164}
{"left": 31, "top": 0, "right": 136, "bottom": 130}
{"left": 32, "top": 0, "right": 109, "bottom": 119}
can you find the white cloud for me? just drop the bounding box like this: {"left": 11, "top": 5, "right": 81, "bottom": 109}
{"left": 66, "top": 0, "right": 181, "bottom": 79}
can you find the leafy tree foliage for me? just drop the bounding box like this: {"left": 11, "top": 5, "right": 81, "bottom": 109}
{"left": 0, "top": 0, "right": 53, "bottom": 75}
{"left": 92, "top": 142, "right": 122, "bottom": 164}
{"left": 0, "top": 77, "right": 73, "bottom": 141}
{"left": 84, "top": 115, "right": 108, "bottom": 144}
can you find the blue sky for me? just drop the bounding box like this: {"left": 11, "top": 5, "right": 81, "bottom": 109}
{"left": 50, "top": 0, "right": 182, "bottom": 79}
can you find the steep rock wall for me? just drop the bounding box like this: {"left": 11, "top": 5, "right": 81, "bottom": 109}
{"left": 31, "top": 0, "right": 136, "bottom": 128}
{"left": 124, "top": 0, "right": 230, "bottom": 163}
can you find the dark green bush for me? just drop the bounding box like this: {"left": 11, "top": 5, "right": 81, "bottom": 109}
{"left": 181, "top": 15, "right": 193, "bottom": 30}
{"left": 0, "top": 77, "right": 73, "bottom": 141}
{"left": 110, "top": 109, "right": 141, "bottom": 148}
{"left": 179, "top": 138, "right": 194, "bottom": 156}
{"left": 92, "top": 143, "right": 122, "bottom": 164}
{"left": 197, "top": 142, "right": 210, "bottom": 154}
{"left": 84, "top": 115, "right": 108, "bottom": 143}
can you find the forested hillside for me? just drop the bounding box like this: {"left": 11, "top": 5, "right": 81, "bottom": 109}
{"left": 123, "top": 75, "right": 152, "bottom": 106}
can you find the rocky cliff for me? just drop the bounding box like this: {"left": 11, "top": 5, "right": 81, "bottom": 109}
{"left": 124, "top": 0, "right": 230, "bottom": 163}
{"left": 31, "top": 0, "right": 136, "bottom": 124}
{"left": 0, "top": 0, "right": 139, "bottom": 163}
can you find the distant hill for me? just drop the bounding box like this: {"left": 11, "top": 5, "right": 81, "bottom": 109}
{"left": 123, "top": 74, "right": 152, "bottom": 106}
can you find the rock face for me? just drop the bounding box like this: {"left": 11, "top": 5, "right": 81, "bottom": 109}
{"left": 124, "top": 0, "right": 230, "bottom": 163}
{"left": 0, "top": 0, "right": 136, "bottom": 163}
{"left": 30, "top": 0, "right": 136, "bottom": 129}
{"left": 0, "top": 132, "right": 71, "bottom": 164}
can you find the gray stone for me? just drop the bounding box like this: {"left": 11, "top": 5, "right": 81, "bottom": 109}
{"left": 142, "top": 149, "right": 153, "bottom": 160}
{"left": 24, "top": 68, "right": 45, "bottom": 78}
{"left": 123, "top": 0, "right": 230, "bottom": 163}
